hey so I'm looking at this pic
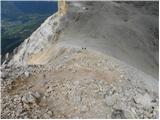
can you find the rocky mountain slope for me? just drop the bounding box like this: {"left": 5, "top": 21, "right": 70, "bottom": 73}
{"left": 1, "top": 1, "right": 159, "bottom": 119}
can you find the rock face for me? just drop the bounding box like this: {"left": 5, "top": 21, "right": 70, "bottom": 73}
{"left": 8, "top": 1, "right": 68, "bottom": 66}
{"left": 8, "top": 12, "right": 62, "bottom": 65}
{"left": 1, "top": 1, "right": 159, "bottom": 119}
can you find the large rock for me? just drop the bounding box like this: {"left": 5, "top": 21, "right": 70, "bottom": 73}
{"left": 111, "top": 109, "right": 126, "bottom": 119}
{"left": 22, "top": 91, "right": 40, "bottom": 104}
{"left": 133, "top": 93, "right": 153, "bottom": 107}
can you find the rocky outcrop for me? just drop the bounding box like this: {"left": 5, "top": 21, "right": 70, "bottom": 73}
{"left": 58, "top": 0, "right": 68, "bottom": 16}
{"left": 7, "top": 1, "right": 68, "bottom": 66}
{"left": 1, "top": 48, "right": 158, "bottom": 119}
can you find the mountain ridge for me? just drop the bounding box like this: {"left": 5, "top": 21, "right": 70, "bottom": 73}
{"left": 1, "top": 1, "right": 159, "bottom": 119}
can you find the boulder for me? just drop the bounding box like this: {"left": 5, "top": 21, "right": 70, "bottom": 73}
{"left": 22, "top": 91, "right": 40, "bottom": 104}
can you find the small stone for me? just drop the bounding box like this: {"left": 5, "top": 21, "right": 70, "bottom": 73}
{"left": 130, "top": 108, "right": 136, "bottom": 114}
{"left": 146, "top": 112, "right": 153, "bottom": 118}
{"left": 5, "top": 53, "right": 9, "bottom": 60}
{"left": 120, "top": 75, "right": 124, "bottom": 79}
{"left": 64, "top": 56, "right": 68, "bottom": 59}
{"left": 22, "top": 91, "right": 40, "bottom": 104}
{"left": 1, "top": 72, "right": 8, "bottom": 79}
{"left": 133, "top": 93, "right": 152, "bottom": 107}
{"left": 23, "top": 103, "right": 30, "bottom": 110}
{"left": 42, "top": 96, "right": 47, "bottom": 100}
{"left": 81, "top": 105, "right": 89, "bottom": 112}
{"left": 16, "top": 106, "right": 23, "bottom": 117}
{"left": 105, "top": 95, "right": 117, "bottom": 106}
{"left": 127, "top": 78, "right": 131, "bottom": 81}
{"left": 13, "top": 95, "right": 21, "bottom": 102}
{"left": 43, "top": 113, "right": 51, "bottom": 119}
{"left": 33, "top": 91, "right": 41, "bottom": 98}
{"left": 44, "top": 92, "right": 49, "bottom": 97}
{"left": 24, "top": 116, "right": 29, "bottom": 119}
{"left": 22, "top": 92, "right": 35, "bottom": 103}
{"left": 111, "top": 109, "right": 126, "bottom": 119}
{"left": 96, "top": 63, "right": 101, "bottom": 66}
{"left": 24, "top": 71, "right": 30, "bottom": 78}
{"left": 47, "top": 111, "right": 52, "bottom": 116}
{"left": 114, "top": 65, "right": 119, "bottom": 68}
{"left": 73, "top": 96, "right": 82, "bottom": 103}
{"left": 46, "top": 87, "right": 53, "bottom": 93}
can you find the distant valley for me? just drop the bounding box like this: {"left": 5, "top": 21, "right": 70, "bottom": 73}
{"left": 1, "top": 1, "right": 58, "bottom": 56}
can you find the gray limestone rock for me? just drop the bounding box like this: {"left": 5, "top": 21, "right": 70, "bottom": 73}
{"left": 111, "top": 109, "right": 126, "bottom": 119}
{"left": 24, "top": 71, "right": 30, "bottom": 78}
{"left": 22, "top": 91, "right": 40, "bottom": 104}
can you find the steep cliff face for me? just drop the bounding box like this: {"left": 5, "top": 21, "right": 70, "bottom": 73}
{"left": 8, "top": 1, "right": 68, "bottom": 66}
{"left": 58, "top": 0, "right": 68, "bottom": 16}
{"left": 1, "top": 1, "right": 159, "bottom": 119}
